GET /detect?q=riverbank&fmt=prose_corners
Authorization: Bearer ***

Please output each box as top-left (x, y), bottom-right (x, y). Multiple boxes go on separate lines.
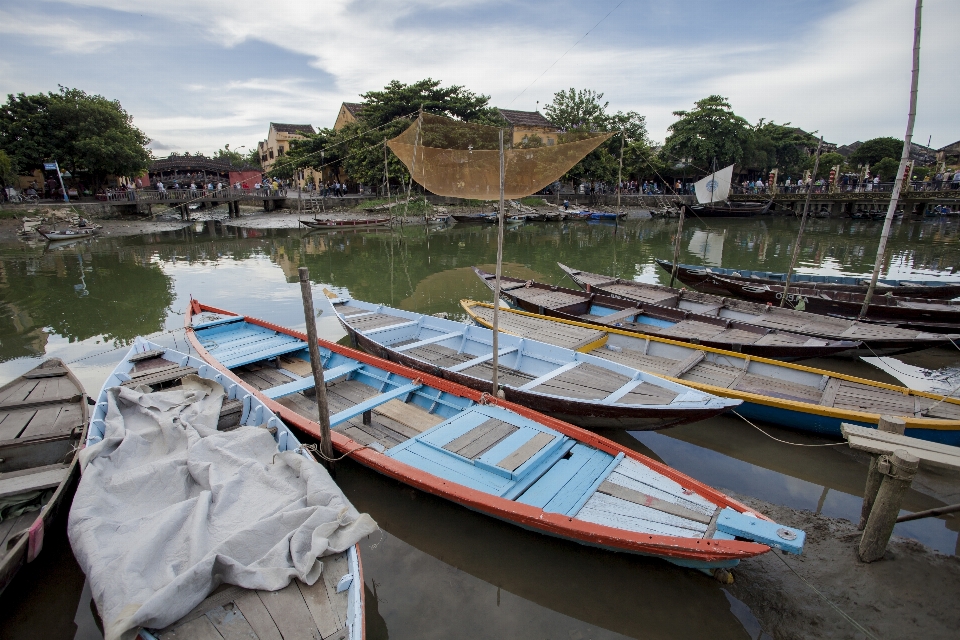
top-left (727, 493), bottom-right (960, 640)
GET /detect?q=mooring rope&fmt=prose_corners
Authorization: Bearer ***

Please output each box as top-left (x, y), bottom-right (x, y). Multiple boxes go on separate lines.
top-left (731, 410), bottom-right (846, 447)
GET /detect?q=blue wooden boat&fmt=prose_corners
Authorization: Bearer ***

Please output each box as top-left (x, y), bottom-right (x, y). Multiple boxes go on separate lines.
top-left (460, 300), bottom-right (960, 446)
top-left (330, 295), bottom-right (741, 430)
top-left (589, 211), bottom-right (626, 220)
top-left (87, 339), bottom-right (365, 640)
top-left (184, 300), bottom-right (806, 573)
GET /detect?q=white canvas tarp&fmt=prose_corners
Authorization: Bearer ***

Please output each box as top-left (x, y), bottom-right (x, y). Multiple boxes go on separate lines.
top-left (694, 164), bottom-right (734, 204)
top-left (68, 376), bottom-right (377, 640)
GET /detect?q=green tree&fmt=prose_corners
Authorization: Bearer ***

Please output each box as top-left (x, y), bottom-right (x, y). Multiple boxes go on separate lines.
top-left (873, 157), bottom-right (900, 181)
top-left (662, 96), bottom-right (750, 171)
top-left (212, 143), bottom-right (250, 168)
top-left (849, 137), bottom-right (902, 168)
top-left (0, 149), bottom-right (13, 195)
top-left (743, 121), bottom-right (820, 175)
top-left (814, 152), bottom-right (846, 178)
top-left (0, 87), bottom-right (151, 187)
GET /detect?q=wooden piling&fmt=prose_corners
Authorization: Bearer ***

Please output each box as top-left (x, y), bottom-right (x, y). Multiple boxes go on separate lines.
top-left (858, 416), bottom-right (908, 529)
top-left (298, 267), bottom-right (336, 473)
top-left (858, 448), bottom-right (918, 562)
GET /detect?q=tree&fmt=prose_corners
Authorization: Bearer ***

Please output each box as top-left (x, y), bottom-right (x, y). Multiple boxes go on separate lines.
top-left (544, 88), bottom-right (610, 132)
top-left (814, 152), bottom-right (846, 178)
top-left (743, 121), bottom-right (820, 176)
top-left (0, 87), bottom-right (151, 187)
top-left (0, 149), bottom-right (13, 196)
top-left (662, 96), bottom-right (750, 172)
top-left (212, 143), bottom-right (249, 168)
top-left (849, 137), bottom-right (902, 168)
top-left (873, 157), bottom-right (900, 181)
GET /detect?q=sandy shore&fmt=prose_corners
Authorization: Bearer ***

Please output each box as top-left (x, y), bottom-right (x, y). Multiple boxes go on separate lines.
top-left (727, 493), bottom-right (960, 639)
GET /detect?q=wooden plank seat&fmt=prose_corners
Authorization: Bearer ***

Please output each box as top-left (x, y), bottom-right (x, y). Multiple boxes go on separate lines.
top-left (468, 305), bottom-right (605, 351)
top-left (593, 348), bottom-right (677, 377)
top-left (528, 363), bottom-right (631, 401)
top-left (394, 331), bottom-right (464, 352)
top-left (218, 337), bottom-right (307, 369)
top-left (0, 463), bottom-right (70, 500)
top-left (0, 375), bottom-right (82, 410)
top-left (345, 312), bottom-right (413, 333)
top-left (602, 283), bottom-right (678, 305)
top-left (594, 307), bottom-right (642, 326)
top-left (336, 304), bottom-right (374, 317)
top-left (510, 289), bottom-right (584, 309)
top-left (122, 367), bottom-right (199, 389)
top-left (402, 343), bottom-right (475, 368)
top-left (156, 551), bottom-right (352, 640)
top-left (262, 363), bottom-right (363, 400)
top-left (127, 349), bottom-right (167, 363)
top-left (443, 419), bottom-right (519, 459)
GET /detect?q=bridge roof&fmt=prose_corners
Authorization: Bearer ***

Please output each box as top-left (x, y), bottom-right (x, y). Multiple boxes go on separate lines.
top-left (150, 156), bottom-right (255, 173)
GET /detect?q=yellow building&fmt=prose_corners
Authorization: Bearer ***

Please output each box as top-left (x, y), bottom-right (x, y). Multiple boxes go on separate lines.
top-left (497, 109), bottom-right (558, 146)
top-left (334, 103), bottom-right (364, 131)
top-left (257, 123), bottom-right (316, 175)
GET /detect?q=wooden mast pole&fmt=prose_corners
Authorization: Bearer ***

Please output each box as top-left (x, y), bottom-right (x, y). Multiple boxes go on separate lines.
top-left (860, 0), bottom-right (923, 318)
top-left (668, 204), bottom-right (686, 288)
top-left (298, 267), bottom-right (335, 472)
top-left (616, 129), bottom-right (624, 215)
top-left (780, 137), bottom-right (823, 307)
top-left (384, 138), bottom-right (391, 200)
top-left (491, 128), bottom-right (506, 396)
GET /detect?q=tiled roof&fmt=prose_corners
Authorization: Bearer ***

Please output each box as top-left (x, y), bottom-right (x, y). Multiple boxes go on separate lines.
top-left (270, 123), bottom-right (316, 135)
top-left (497, 109), bottom-right (555, 129)
top-left (342, 103), bottom-right (365, 116)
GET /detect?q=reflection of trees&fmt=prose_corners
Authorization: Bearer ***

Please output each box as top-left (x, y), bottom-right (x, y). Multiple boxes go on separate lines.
top-left (0, 246), bottom-right (173, 360)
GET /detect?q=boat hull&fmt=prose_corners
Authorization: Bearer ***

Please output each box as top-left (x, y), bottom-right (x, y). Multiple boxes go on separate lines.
top-left (347, 327), bottom-right (728, 430)
top-left (686, 201), bottom-right (770, 217)
top-left (656, 259), bottom-right (960, 299)
top-left (301, 218), bottom-right (391, 229)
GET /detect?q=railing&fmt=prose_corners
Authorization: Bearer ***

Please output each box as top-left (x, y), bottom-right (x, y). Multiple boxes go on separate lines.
top-left (95, 187), bottom-right (289, 202)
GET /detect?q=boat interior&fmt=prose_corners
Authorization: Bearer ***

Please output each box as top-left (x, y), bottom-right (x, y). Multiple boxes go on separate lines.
top-left (463, 303), bottom-right (960, 422)
top-left (0, 359), bottom-right (86, 563)
top-left (188, 312), bottom-right (786, 551)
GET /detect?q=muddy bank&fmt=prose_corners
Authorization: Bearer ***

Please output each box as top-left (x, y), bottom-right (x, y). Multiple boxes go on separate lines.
top-left (726, 493), bottom-right (960, 639)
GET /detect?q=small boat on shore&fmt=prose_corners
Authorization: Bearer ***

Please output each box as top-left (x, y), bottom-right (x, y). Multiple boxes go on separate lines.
top-left (0, 359), bottom-right (88, 596)
top-left (700, 273), bottom-right (960, 333)
top-left (39, 228), bottom-right (97, 241)
top-left (656, 259), bottom-right (960, 300)
top-left (301, 216), bottom-right (391, 229)
top-left (559, 263), bottom-right (955, 356)
top-left (474, 268), bottom-right (861, 360)
top-left (185, 300), bottom-right (806, 573)
top-left (459, 300), bottom-right (960, 445)
top-left (451, 213), bottom-right (497, 223)
top-left (588, 211), bottom-right (626, 221)
top-left (427, 213), bottom-right (452, 224)
top-left (332, 295), bottom-right (740, 429)
top-left (75, 340), bottom-right (369, 640)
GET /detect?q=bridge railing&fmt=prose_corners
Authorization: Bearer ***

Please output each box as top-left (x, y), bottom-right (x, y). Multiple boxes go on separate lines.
top-left (97, 187), bottom-right (289, 202)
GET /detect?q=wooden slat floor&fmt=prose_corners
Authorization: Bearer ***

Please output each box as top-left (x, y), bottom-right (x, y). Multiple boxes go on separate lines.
top-left (468, 306), bottom-right (605, 351)
top-left (346, 312), bottom-right (411, 332)
top-left (157, 551), bottom-right (351, 640)
top-left (509, 288), bottom-right (584, 309)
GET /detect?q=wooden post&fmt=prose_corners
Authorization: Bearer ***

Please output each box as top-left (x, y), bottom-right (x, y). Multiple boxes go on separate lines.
top-left (616, 129), bottom-right (624, 216)
top-left (860, 0), bottom-right (923, 318)
top-left (859, 448), bottom-right (918, 562)
top-left (858, 415), bottom-right (907, 529)
top-left (384, 138), bottom-right (391, 200)
top-left (781, 137), bottom-right (823, 307)
top-left (668, 204), bottom-right (687, 288)
top-left (491, 128), bottom-right (506, 396)
top-left (298, 267), bottom-right (335, 473)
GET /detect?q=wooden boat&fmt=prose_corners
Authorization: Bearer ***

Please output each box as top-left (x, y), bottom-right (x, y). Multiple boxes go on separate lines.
top-left (459, 300), bottom-right (960, 446)
top-left (87, 340), bottom-right (365, 640)
top-left (655, 258), bottom-right (960, 299)
top-left (588, 212), bottom-right (626, 220)
top-left (559, 263), bottom-right (954, 356)
top-left (473, 268), bottom-right (860, 360)
top-left (331, 295), bottom-right (740, 429)
top-left (426, 214), bottom-right (451, 224)
top-left (685, 201), bottom-right (771, 217)
top-left (300, 217), bottom-right (391, 229)
top-left (39, 228), bottom-right (96, 241)
top-left (185, 300), bottom-right (806, 572)
top-left (451, 214), bottom-right (497, 223)
top-left (700, 273), bottom-right (960, 333)
top-left (0, 359), bottom-right (88, 596)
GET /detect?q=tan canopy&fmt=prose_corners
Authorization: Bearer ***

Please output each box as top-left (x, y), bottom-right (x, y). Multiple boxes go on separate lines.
top-left (387, 113), bottom-right (612, 200)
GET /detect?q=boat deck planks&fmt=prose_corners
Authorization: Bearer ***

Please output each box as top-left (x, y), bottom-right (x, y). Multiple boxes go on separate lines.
top-left (157, 554), bottom-right (350, 640)
top-left (443, 419), bottom-right (518, 459)
top-left (469, 306), bottom-right (605, 350)
top-left (346, 312), bottom-right (411, 332)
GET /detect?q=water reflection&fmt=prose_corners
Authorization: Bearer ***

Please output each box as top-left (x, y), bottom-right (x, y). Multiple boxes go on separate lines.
top-left (0, 215), bottom-right (958, 638)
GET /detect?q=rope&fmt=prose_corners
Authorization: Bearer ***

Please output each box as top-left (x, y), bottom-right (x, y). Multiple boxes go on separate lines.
top-left (314, 442), bottom-right (372, 462)
top-left (860, 342), bottom-right (960, 416)
top-left (731, 411), bottom-right (846, 447)
top-left (770, 552), bottom-right (881, 640)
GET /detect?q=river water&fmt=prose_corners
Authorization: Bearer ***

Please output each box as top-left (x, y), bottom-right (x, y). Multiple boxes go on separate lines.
top-left (1, 214), bottom-right (959, 639)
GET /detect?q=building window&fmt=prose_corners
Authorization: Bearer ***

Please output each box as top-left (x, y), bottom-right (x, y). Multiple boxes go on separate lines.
top-left (278, 147), bottom-right (284, 156)
top-left (269, 150), bottom-right (274, 159)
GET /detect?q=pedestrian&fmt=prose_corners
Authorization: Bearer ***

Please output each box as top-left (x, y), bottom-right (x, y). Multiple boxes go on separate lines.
top-left (953, 171), bottom-right (960, 190)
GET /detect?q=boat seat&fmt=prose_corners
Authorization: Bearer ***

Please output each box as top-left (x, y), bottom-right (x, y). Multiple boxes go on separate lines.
top-left (0, 463), bottom-right (69, 500)
top-left (262, 363), bottom-right (363, 399)
top-left (517, 444), bottom-right (619, 515)
top-left (596, 307), bottom-right (642, 326)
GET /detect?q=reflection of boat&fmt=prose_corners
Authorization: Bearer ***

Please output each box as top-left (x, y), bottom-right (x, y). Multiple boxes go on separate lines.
top-left (39, 229), bottom-right (96, 241)
top-left (700, 273), bottom-right (960, 333)
top-left (560, 263), bottom-right (955, 356)
top-left (334, 295), bottom-right (740, 429)
top-left (187, 300), bottom-right (805, 571)
top-left (79, 340), bottom-right (367, 640)
top-left (472, 268), bottom-right (860, 360)
top-left (0, 359), bottom-right (88, 596)
top-left (300, 216), bottom-right (391, 229)
top-left (589, 212), bottom-right (626, 220)
top-left (656, 259), bottom-right (960, 299)
top-left (459, 300), bottom-right (960, 445)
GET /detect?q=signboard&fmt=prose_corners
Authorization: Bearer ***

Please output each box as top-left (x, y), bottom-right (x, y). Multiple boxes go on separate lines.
top-left (43, 162), bottom-right (58, 171)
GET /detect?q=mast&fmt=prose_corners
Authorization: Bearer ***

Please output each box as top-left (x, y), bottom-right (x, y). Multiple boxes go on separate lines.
top-left (669, 204), bottom-right (686, 288)
top-left (402, 106), bottom-right (424, 224)
top-left (860, 0), bottom-right (923, 318)
top-left (383, 138), bottom-right (391, 200)
top-left (491, 128), bottom-right (506, 395)
top-left (781, 137), bottom-right (823, 307)
top-left (616, 129), bottom-right (624, 215)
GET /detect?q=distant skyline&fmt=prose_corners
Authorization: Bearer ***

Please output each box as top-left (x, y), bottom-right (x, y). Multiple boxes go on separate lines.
top-left (1, 0), bottom-right (956, 156)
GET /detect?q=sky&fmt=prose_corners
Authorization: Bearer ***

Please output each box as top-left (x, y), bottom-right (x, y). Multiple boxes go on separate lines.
top-left (0, 0), bottom-right (956, 156)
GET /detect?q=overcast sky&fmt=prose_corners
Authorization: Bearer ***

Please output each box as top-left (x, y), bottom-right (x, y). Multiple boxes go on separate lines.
top-left (1, 0), bottom-right (956, 156)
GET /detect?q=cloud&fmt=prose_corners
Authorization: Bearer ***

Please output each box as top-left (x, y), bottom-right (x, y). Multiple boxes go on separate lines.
top-left (6, 0), bottom-right (955, 153)
top-left (0, 8), bottom-right (133, 53)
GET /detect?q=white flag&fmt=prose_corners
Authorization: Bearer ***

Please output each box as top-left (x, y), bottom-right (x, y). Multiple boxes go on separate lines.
top-left (694, 164), bottom-right (734, 204)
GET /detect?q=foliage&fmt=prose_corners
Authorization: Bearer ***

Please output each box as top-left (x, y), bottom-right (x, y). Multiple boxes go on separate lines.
top-left (912, 166), bottom-right (930, 180)
top-left (744, 121), bottom-right (820, 176)
top-left (282, 79), bottom-right (505, 191)
top-left (814, 152), bottom-right (846, 178)
top-left (543, 88), bottom-right (654, 185)
top-left (0, 87), bottom-right (151, 186)
top-left (212, 144), bottom-right (249, 168)
top-left (873, 157), bottom-right (900, 181)
top-left (0, 149), bottom-right (13, 190)
top-left (849, 137), bottom-right (903, 168)
top-left (244, 147), bottom-right (261, 168)
top-left (661, 96), bottom-right (751, 171)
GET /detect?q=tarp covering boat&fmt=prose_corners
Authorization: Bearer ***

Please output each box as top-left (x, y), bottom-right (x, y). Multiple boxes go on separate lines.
top-left (69, 365), bottom-right (376, 640)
